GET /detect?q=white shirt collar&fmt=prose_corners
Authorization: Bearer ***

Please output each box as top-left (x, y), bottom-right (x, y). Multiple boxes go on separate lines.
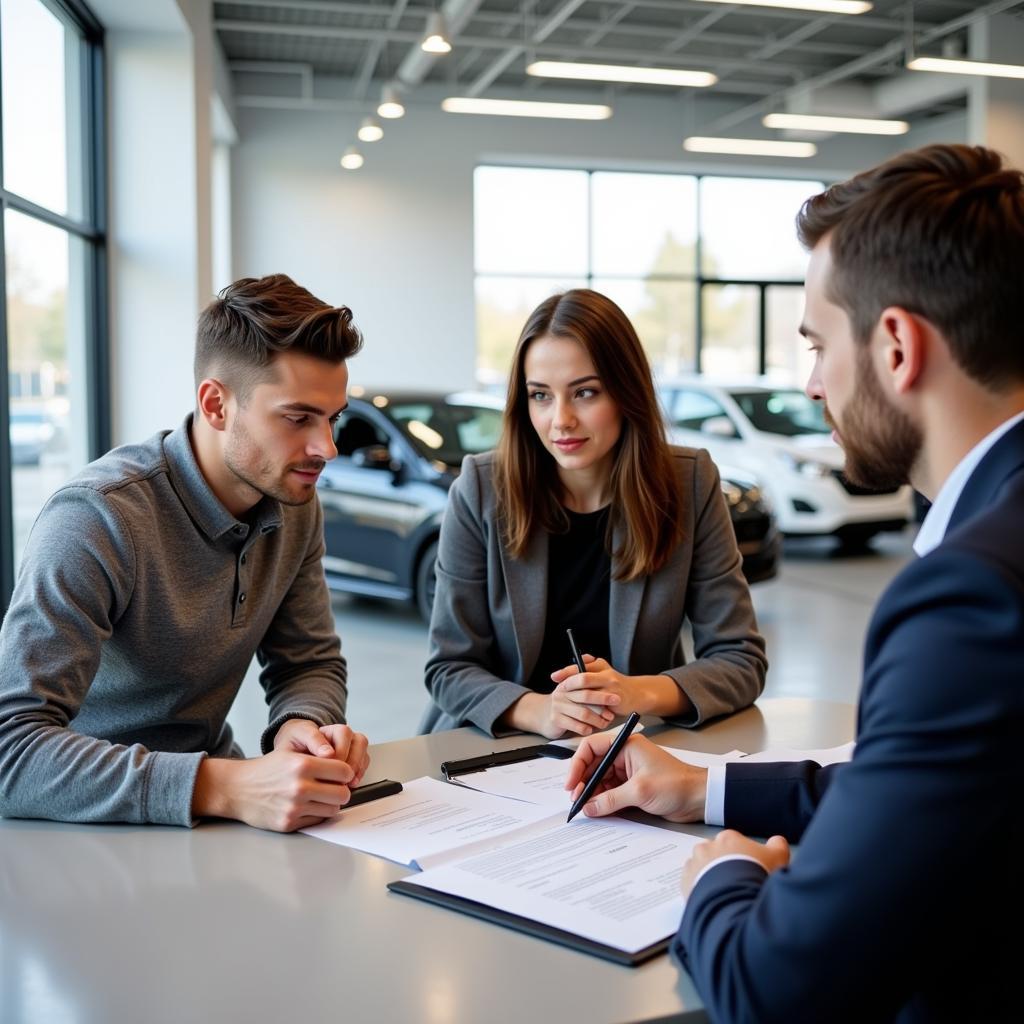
top-left (913, 409), bottom-right (1024, 557)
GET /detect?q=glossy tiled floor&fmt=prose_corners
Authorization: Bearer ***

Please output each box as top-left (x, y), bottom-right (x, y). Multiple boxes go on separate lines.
top-left (227, 530), bottom-right (917, 754)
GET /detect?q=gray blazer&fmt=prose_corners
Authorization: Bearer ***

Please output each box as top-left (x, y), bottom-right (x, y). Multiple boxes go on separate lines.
top-left (419, 447), bottom-right (767, 736)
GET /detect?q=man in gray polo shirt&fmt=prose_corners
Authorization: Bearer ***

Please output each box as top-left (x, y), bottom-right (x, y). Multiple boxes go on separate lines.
top-left (0, 273), bottom-right (370, 830)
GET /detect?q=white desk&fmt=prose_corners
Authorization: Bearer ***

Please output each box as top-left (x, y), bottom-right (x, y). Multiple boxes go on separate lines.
top-left (0, 698), bottom-right (855, 1024)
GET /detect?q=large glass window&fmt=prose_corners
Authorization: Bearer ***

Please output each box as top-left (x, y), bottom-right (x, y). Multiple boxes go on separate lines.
top-left (474, 166), bottom-right (824, 389)
top-left (766, 285), bottom-right (811, 383)
top-left (700, 177), bottom-right (821, 280)
top-left (1, 0), bottom-right (105, 610)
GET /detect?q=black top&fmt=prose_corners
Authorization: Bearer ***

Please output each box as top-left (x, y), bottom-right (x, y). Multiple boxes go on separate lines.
top-left (526, 506), bottom-right (612, 693)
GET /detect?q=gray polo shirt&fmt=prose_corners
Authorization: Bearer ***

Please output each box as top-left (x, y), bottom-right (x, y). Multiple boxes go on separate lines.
top-left (0, 416), bottom-right (347, 826)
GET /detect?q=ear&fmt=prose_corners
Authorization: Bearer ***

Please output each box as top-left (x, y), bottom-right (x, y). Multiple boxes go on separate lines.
top-left (875, 306), bottom-right (926, 396)
top-left (196, 378), bottom-right (231, 432)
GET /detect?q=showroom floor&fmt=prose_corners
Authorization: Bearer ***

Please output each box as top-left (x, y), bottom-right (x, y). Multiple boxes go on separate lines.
top-left (227, 530), bottom-right (917, 754)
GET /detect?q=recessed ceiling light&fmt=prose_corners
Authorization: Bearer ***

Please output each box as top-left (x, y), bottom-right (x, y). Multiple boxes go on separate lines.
top-left (526, 61), bottom-right (716, 88)
top-left (907, 55), bottom-right (1024, 80)
top-left (683, 136), bottom-right (817, 157)
top-left (763, 113), bottom-right (909, 135)
top-left (692, 0), bottom-right (871, 13)
top-left (441, 97), bottom-right (613, 120)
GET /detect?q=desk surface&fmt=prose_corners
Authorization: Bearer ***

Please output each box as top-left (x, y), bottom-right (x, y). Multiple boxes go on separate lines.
top-left (0, 698), bottom-right (855, 1024)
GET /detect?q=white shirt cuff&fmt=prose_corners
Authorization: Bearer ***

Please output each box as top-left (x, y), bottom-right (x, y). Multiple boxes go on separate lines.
top-left (703, 764), bottom-right (727, 827)
top-left (691, 853), bottom-right (767, 892)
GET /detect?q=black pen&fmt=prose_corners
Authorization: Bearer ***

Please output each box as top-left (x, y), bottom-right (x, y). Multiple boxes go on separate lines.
top-left (566, 627), bottom-right (587, 675)
top-left (566, 711), bottom-right (641, 823)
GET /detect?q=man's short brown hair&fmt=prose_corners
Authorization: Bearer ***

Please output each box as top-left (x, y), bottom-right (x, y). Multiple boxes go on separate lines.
top-left (194, 274), bottom-right (363, 398)
top-left (797, 143), bottom-right (1024, 389)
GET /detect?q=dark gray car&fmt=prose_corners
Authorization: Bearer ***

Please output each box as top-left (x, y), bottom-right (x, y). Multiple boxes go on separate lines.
top-left (319, 390), bottom-right (777, 622)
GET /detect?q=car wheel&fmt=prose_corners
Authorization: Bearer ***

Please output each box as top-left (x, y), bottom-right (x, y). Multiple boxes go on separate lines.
top-left (415, 541), bottom-right (439, 624)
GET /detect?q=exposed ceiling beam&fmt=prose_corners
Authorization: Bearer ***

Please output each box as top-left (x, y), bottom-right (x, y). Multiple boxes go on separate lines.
top-left (698, 0), bottom-right (1024, 135)
top-left (354, 0), bottom-right (409, 99)
top-left (215, 17), bottom-right (812, 77)
top-left (467, 0), bottom-right (589, 97)
top-left (215, 0), bottom-right (426, 14)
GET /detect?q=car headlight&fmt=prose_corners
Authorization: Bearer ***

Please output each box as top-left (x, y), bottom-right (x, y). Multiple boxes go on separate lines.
top-left (719, 480), bottom-right (743, 507)
top-left (777, 452), bottom-right (832, 478)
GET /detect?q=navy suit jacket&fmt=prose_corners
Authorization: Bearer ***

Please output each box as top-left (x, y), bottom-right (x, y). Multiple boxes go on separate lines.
top-left (674, 418), bottom-right (1024, 1024)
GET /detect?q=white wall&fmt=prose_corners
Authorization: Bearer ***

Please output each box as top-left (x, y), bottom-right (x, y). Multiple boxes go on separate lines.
top-left (92, 0), bottom-right (234, 444)
top-left (232, 85), bottom-right (966, 390)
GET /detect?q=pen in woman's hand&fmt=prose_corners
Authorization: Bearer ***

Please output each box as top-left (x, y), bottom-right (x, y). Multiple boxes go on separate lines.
top-left (566, 628), bottom-right (587, 675)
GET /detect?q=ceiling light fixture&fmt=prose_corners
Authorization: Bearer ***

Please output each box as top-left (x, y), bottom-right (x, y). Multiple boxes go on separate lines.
top-left (340, 146), bottom-right (364, 170)
top-left (378, 84), bottom-right (405, 119)
top-left (526, 60), bottom-right (717, 88)
top-left (357, 116), bottom-right (384, 142)
top-left (907, 55), bottom-right (1024, 80)
top-left (763, 113), bottom-right (909, 135)
top-left (421, 12), bottom-right (452, 54)
top-left (683, 136), bottom-right (817, 157)
top-left (441, 97), bottom-right (613, 120)
top-left (691, 0), bottom-right (871, 13)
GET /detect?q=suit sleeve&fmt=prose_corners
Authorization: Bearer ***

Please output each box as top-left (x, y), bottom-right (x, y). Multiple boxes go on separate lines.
top-left (673, 548), bottom-right (1024, 1024)
top-left (663, 449), bottom-right (767, 723)
top-left (723, 759), bottom-right (843, 842)
top-left (423, 459), bottom-right (528, 735)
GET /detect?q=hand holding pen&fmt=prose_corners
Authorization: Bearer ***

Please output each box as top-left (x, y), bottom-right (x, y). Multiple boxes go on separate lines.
top-left (564, 727), bottom-right (709, 824)
top-left (566, 712), bottom-right (642, 822)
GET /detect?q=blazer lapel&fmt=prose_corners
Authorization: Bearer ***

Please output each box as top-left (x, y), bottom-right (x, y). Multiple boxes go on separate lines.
top-left (609, 517), bottom-right (646, 673)
top-left (947, 418), bottom-right (1024, 535)
top-left (499, 526), bottom-right (549, 682)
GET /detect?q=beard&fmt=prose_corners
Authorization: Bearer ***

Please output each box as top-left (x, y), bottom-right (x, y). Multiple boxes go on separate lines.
top-left (223, 416), bottom-right (323, 507)
top-left (825, 347), bottom-right (923, 491)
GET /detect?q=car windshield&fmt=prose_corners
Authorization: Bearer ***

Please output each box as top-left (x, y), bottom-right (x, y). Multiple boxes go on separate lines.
top-left (386, 399), bottom-right (503, 467)
top-left (729, 389), bottom-right (830, 437)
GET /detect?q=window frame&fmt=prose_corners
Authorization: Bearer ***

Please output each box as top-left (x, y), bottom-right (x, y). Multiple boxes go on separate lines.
top-left (0, 0), bottom-right (107, 613)
top-left (473, 164), bottom-right (823, 382)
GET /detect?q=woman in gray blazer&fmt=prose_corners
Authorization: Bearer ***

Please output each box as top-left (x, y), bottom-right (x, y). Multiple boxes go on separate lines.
top-left (420, 289), bottom-right (766, 737)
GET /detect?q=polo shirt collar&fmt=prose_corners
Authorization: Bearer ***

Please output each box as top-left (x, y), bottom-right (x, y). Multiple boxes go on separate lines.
top-left (163, 415), bottom-right (283, 541)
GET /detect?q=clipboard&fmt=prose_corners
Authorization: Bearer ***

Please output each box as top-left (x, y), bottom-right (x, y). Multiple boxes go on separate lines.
top-left (386, 878), bottom-right (671, 966)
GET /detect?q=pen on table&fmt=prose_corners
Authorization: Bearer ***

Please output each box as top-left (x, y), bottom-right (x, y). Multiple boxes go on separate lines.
top-left (566, 711), bottom-right (641, 823)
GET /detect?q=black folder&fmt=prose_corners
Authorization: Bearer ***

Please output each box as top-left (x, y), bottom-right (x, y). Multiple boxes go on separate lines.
top-left (387, 878), bottom-right (671, 966)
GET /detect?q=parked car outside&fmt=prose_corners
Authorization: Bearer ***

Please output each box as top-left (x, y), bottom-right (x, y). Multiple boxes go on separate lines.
top-left (9, 405), bottom-right (58, 466)
top-left (319, 389), bottom-right (778, 622)
top-left (658, 377), bottom-right (914, 546)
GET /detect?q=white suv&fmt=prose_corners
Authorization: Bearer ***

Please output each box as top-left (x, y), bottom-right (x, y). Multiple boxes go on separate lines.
top-left (658, 378), bottom-right (913, 545)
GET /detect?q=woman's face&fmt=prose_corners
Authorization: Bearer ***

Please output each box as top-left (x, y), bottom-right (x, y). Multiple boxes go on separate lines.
top-left (523, 333), bottom-right (623, 482)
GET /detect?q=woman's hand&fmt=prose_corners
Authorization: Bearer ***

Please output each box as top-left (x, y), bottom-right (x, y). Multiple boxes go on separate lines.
top-left (550, 655), bottom-right (692, 718)
top-left (504, 686), bottom-right (617, 739)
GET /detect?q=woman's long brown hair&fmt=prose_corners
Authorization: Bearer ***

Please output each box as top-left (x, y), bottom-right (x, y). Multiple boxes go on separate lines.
top-left (494, 289), bottom-right (685, 581)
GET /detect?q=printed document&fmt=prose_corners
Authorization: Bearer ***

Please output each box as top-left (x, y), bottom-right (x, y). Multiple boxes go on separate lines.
top-left (301, 777), bottom-right (554, 867)
top-left (405, 814), bottom-right (701, 954)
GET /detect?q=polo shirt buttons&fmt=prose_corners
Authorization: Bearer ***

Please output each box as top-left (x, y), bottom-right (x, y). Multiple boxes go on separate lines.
top-left (238, 593), bottom-right (247, 604)
top-left (240, 554), bottom-right (247, 565)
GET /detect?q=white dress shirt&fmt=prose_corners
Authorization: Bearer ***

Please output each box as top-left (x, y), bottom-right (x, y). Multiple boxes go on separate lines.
top-left (704, 409), bottom-right (1024, 827)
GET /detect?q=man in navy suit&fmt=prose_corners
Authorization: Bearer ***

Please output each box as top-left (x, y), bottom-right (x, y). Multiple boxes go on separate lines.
top-left (566, 143), bottom-right (1024, 1023)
